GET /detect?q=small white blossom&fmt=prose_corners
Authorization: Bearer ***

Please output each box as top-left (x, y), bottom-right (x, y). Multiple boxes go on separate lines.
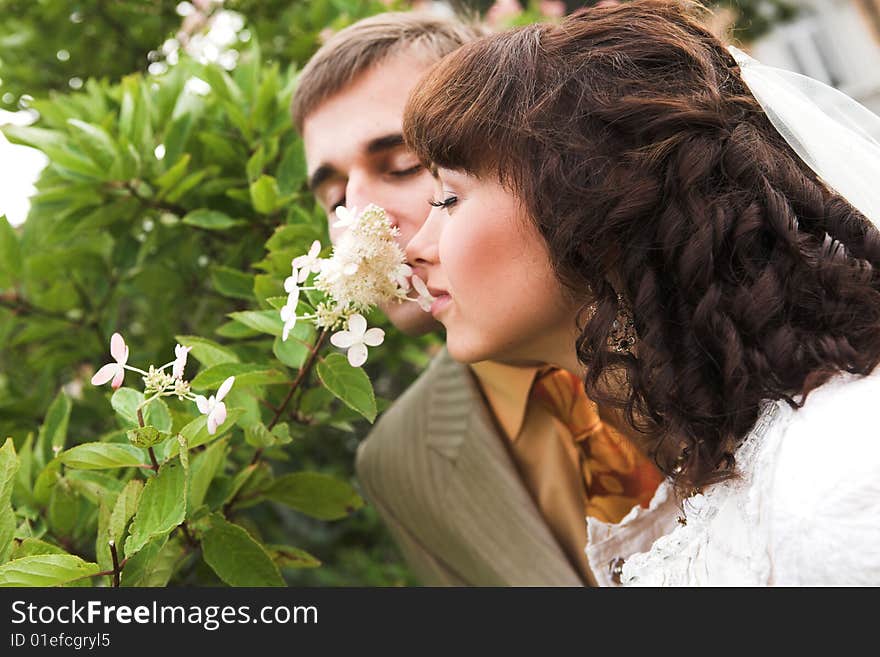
top-left (332, 205), bottom-right (359, 230)
top-left (330, 313), bottom-right (385, 367)
top-left (91, 332), bottom-right (129, 389)
top-left (172, 343), bottom-right (192, 380)
top-left (411, 275), bottom-right (436, 312)
top-left (194, 375), bottom-right (234, 435)
top-left (291, 240), bottom-right (322, 283)
top-left (281, 302), bottom-right (297, 341)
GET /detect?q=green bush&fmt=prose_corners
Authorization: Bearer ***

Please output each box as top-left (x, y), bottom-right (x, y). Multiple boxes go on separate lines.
top-left (0, 0), bottom-right (432, 587)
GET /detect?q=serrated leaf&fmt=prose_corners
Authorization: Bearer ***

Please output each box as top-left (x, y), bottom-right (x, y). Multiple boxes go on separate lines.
top-left (182, 209), bottom-right (246, 231)
top-left (124, 461), bottom-right (187, 558)
top-left (316, 353), bottom-right (377, 423)
top-left (126, 426), bottom-right (171, 449)
top-left (190, 362), bottom-right (287, 391)
top-left (47, 479), bottom-right (79, 538)
top-left (211, 265), bottom-right (254, 299)
top-left (59, 443), bottom-right (145, 470)
top-left (109, 480), bottom-right (143, 559)
top-left (174, 335), bottom-right (240, 368)
top-left (121, 535), bottom-right (185, 587)
top-left (0, 555), bottom-right (100, 587)
top-left (201, 514), bottom-right (284, 586)
top-left (188, 439), bottom-right (227, 513)
top-left (10, 538), bottom-right (66, 560)
top-left (264, 472), bottom-right (364, 520)
top-left (0, 438), bottom-right (20, 562)
top-left (228, 309), bottom-right (284, 337)
top-left (36, 391), bottom-right (72, 466)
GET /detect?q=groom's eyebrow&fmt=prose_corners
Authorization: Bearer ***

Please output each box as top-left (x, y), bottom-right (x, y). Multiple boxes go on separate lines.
top-left (308, 133), bottom-right (406, 192)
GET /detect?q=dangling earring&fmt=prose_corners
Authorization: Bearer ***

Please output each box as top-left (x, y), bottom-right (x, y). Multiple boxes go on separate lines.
top-left (608, 292), bottom-right (637, 353)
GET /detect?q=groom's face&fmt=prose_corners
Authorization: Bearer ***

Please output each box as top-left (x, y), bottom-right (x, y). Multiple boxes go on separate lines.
top-left (301, 51), bottom-right (441, 336)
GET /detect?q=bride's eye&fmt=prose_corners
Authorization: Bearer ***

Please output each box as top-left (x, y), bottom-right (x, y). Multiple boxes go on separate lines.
top-left (428, 195), bottom-right (458, 209)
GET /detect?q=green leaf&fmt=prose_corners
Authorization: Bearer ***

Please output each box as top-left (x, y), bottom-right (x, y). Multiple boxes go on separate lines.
top-left (0, 216), bottom-right (23, 288)
top-left (66, 119), bottom-right (119, 169)
top-left (155, 153), bottom-right (190, 192)
top-left (267, 544), bottom-right (321, 570)
top-left (0, 555), bottom-right (100, 587)
top-left (109, 387), bottom-right (142, 427)
top-left (47, 478), bottom-right (79, 538)
top-left (0, 438), bottom-right (20, 562)
top-left (227, 309), bottom-right (284, 337)
top-left (36, 391), bottom-right (72, 466)
top-left (273, 322), bottom-right (316, 369)
top-left (108, 480), bottom-right (143, 557)
top-left (121, 535), bottom-right (185, 587)
top-left (182, 209), bottom-right (246, 231)
top-left (201, 515), bottom-right (284, 586)
top-left (33, 459), bottom-right (61, 507)
top-left (215, 321), bottom-right (259, 339)
top-left (190, 362), bottom-right (287, 391)
top-left (316, 353), bottom-right (378, 423)
top-left (250, 175), bottom-right (280, 214)
top-left (109, 388), bottom-right (171, 431)
top-left (264, 472), bottom-right (364, 521)
top-left (126, 426), bottom-right (170, 449)
top-left (188, 439), bottom-right (227, 513)
top-left (211, 266), bottom-right (255, 300)
top-left (67, 470), bottom-right (125, 505)
top-left (244, 423), bottom-right (274, 449)
top-left (174, 335), bottom-right (240, 368)
top-left (11, 538), bottom-right (66, 560)
top-left (124, 461), bottom-right (187, 558)
top-left (265, 223), bottom-right (322, 252)
top-left (173, 408), bottom-right (244, 452)
top-left (59, 443), bottom-right (145, 470)
top-left (277, 140), bottom-right (307, 196)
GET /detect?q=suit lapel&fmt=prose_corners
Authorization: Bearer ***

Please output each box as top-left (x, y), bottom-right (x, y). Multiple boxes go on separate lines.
top-left (422, 350), bottom-right (584, 586)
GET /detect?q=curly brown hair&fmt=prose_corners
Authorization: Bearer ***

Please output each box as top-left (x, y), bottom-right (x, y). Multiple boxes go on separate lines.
top-left (403, 0), bottom-right (880, 492)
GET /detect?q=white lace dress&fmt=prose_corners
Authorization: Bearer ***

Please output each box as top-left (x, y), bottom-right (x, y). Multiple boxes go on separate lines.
top-left (584, 368), bottom-right (880, 586)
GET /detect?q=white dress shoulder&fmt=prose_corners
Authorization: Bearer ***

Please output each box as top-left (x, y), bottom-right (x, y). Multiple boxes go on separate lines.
top-left (585, 368), bottom-right (880, 586)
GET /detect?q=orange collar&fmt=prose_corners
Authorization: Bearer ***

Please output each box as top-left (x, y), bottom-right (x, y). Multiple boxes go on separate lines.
top-left (469, 360), bottom-right (545, 441)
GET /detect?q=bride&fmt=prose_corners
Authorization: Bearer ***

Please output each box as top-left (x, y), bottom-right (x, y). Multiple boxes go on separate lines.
top-left (400, 0), bottom-right (880, 585)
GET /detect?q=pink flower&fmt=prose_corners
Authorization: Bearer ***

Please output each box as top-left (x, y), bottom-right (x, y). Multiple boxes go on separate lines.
top-left (172, 344), bottom-right (192, 380)
top-left (194, 376), bottom-right (235, 435)
top-left (91, 332), bottom-right (129, 389)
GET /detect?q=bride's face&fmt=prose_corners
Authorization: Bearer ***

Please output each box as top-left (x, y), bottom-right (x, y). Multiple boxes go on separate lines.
top-left (405, 168), bottom-right (581, 365)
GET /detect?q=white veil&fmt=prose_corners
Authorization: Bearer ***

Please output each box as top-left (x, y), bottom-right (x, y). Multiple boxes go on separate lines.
top-left (728, 45), bottom-right (880, 226)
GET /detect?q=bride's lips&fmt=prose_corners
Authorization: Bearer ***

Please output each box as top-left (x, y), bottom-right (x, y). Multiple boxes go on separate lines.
top-left (430, 293), bottom-right (452, 317)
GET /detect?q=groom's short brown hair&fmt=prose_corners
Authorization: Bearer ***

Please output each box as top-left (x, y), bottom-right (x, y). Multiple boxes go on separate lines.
top-left (291, 11), bottom-right (485, 133)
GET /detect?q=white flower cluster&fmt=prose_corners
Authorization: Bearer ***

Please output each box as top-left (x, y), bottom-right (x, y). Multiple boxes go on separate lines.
top-left (91, 332), bottom-right (233, 435)
top-left (315, 204), bottom-right (411, 316)
top-left (279, 204), bottom-right (433, 367)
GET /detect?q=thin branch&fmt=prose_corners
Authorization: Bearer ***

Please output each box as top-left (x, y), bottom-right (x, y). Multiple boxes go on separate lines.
top-left (268, 329), bottom-right (329, 430)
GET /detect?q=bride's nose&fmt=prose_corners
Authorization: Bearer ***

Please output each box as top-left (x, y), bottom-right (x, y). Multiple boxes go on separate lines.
top-left (405, 207), bottom-right (442, 267)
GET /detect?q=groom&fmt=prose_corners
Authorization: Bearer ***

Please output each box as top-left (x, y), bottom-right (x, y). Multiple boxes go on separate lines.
top-left (291, 10), bottom-right (660, 586)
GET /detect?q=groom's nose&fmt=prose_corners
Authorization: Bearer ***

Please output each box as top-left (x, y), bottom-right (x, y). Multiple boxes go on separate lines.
top-left (405, 206), bottom-right (442, 267)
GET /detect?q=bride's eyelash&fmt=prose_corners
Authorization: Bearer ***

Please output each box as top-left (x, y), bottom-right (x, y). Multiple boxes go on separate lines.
top-left (428, 195), bottom-right (458, 209)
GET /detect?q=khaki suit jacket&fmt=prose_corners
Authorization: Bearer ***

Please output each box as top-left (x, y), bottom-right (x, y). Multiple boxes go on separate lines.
top-left (355, 348), bottom-right (585, 586)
